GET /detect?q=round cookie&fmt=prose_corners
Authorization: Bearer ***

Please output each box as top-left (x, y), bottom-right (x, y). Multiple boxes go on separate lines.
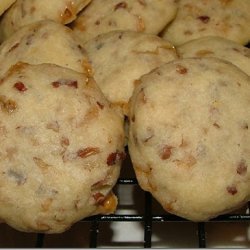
top-left (128, 57), bottom-right (250, 221)
top-left (72, 0), bottom-right (178, 43)
top-left (178, 36), bottom-right (250, 75)
top-left (0, 63), bottom-right (125, 233)
top-left (0, 20), bottom-right (92, 77)
top-left (0, 0), bottom-right (16, 16)
top-left (161, 0), bottom-right (250, 46)
top-left (84, 30), bottom-right (178, 115)
top-left (0, 0), bottom-right (92, 41)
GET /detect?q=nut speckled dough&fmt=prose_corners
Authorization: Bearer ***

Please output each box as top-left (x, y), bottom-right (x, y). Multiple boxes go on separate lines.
top-left (0, 20), bottom-right (92, 77)
top-left (128, 58), bottom-right (250, 221)
top-left (161, 0), bottom-right (250, 46)
top-left (0, 0), bottom-right (92, 41)
top-left (84, 30), bottom-right (178, 115)
top-left (0, 63), bottom-right (125, 233)
top-left (0, 0), bottom-right (16, 16)
top-left (72, 0), bottom-right (178, 43)
top-left (178, 36), bottom-right (250, 76)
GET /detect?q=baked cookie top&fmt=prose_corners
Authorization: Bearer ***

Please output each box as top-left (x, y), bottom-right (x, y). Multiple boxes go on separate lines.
top-left (0, 63), bottom-right (125, 233)
top-left (84, 30), bottom-right (178, 115)
top-left (128, 57), bottom-right (250, 221)
top-left (0, 0), bottom-right (16, 16)
top-left (0, 0), bottom-right (92, 41)
top-left (161, 0), bottom-right (250, 46)
top-left (72, 0), bottom-right (178, 43)
top-left (0, 20), bottom-right (92, 76)
top-left (178, 36), bottom-right (250, 75)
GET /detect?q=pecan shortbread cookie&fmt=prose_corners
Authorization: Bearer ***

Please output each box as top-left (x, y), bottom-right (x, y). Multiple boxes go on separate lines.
top-left (129, 57), bottom-right (250, 221)
top-left (161, 0), bottom-right (250, 46)
top-left (0, 0), bottom-right (92, 41)
top-left (84, 30), bottom-right (178, 115)
top-left (72, 0), bottom-right (178, 43)
top-left (178, 36), bottom-right (250, 75)
top-left (0, 63), bottom-right (125, 233)
top-left (0, 20), bottom-right (92, 76)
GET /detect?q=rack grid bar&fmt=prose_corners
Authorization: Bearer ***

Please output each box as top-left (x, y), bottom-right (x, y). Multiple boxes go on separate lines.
top-left (144, 192), bottom-right (152, 248)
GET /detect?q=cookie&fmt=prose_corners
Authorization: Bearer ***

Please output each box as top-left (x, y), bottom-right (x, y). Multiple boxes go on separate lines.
top-left (128, 57), bottom-right (250, 221)
top-left (84, 30), bottom-right (178, 115)
top-left (72, 0), bottom-right (178, 43)
top-left (0, 63), bottom-right (125, 233)
top-left (0, 20), bottom-right (92, 76)
top-left (178, 36), bottom-right (250, 75)
top-left (161, 0), bottom-right (250, 46)
top-left (0, 0), bottom-right (15, 16)
top-left (0, 0), bottom-right (92, 41)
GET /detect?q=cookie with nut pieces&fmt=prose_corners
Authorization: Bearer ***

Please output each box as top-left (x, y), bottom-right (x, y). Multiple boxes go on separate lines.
top-left (178, 36), bottom-right (250, 75)
top-left (0, 20), bottom-right (92, 76)
top-left (128, 57), bottom-right (250, 221)
top-left (0, 0), bottom-right (92, 41)
top-left (84, 30), bottom-right (178, 115)
top-left (0, 62), bottom-right (125, 233)
top-left (161, 0), bottom-right (250, 46)
top-left (72, 0), bottom-right (178, 43)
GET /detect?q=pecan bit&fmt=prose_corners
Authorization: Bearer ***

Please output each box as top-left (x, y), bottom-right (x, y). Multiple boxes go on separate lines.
top-left (13, 82), bottom-right (27, 92)
top-left (93, 192), bottom-right (105, 204)
top-left (51, 80), bottom-right (78, 88)
top-left (107, 151), bottom-right (126, 166)
top-left (77, 147), bottom-right (100, 158)
top-left (8, 42), bottom-right (20, 53)
top-left (160, 145), bottom-right (173, 160)
top-left (33, 157), bottom-right (51, 170)
top-left (227, 186), bottom-right (237, 195)
top-left (237, 160), bottom-right (247, 175)
top-left (61, 8), bottom-right (73, 22)
top-left (96, 101), bottom-right (104, 109)
top-left (213, 123), bottom-right (220, 129)
top-left (176, 65), bottom-right (188, 74)
top-left (136, 15), bottom-right (145, 31)
top-left (61, 137), bottom-right (70, 147)
top-left (114, 1), bottom-right (127, 11)
top-left (46, 121), bottom-right (60, 132)
top-left (197, 15), bottom-right (210, 23)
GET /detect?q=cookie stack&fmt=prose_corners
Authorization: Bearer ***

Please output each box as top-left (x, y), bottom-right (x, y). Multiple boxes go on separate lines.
top-left (0, 0), bottom-right (249, 233)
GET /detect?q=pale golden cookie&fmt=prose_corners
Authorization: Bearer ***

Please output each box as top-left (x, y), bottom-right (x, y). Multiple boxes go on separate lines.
top-left (0, 0), bottom-right (92, 41)
top-left (0, 63), bottom-right (125, 233)
top-left (72, 0), bottom-right (178, 43)
top-left (162, 0), bottom-right (250, 46)
top-left (129, 57), bottom-right (250, 221)
top-left (178, 36), bottom-right (250, 75)
top-left (0, 20), bottom-right (91, 76)
top-left (84, 30), bottom-right (178, 115)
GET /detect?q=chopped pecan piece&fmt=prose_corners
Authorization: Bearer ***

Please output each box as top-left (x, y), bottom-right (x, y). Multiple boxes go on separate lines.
top-left (107, 151), bottom-right (126, 166)
top-left (77, 147), bottom-right (100, 158)
top-left (114, 1), bottom-right (127, 10)
top-left (13, 82), bottom-right (27, 92)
